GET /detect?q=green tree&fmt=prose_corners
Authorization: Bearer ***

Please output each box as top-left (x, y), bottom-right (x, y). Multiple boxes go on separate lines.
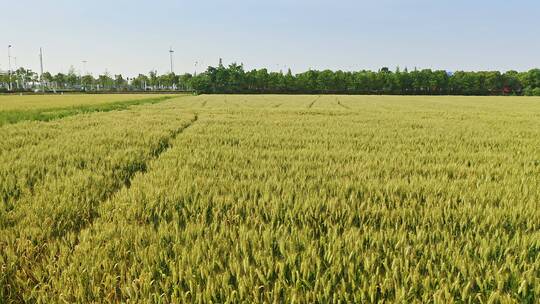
top-left (97, 73), bottom-right (113, 90)
top-left (81, 75), bottom-right (95, 90)
top-left (66, 66), bottom-right (79, 88)
top-left (132, 74), bottom-right (150, 90)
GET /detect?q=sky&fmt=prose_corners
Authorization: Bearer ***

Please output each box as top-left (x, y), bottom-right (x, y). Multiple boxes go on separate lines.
top-left (1, 0), bottom-right (539, 77)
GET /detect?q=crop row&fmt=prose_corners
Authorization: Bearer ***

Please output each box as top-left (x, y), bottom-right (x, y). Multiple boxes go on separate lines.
top-left (1, 95), bottom-right (539, 302)
top-left (5, 95), bottom-right (537, 302)
top-left (0, 99), bottom-right (196, 302)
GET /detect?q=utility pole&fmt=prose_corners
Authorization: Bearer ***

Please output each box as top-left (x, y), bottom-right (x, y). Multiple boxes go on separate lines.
top-left (194, 61), bottom-right (198, 76)
top-left (39, 48), bottom-right (44, 91)
top-left (7, 45), bottom-right (12, 91)
top-left (169, 47), bottom-right (174, 74)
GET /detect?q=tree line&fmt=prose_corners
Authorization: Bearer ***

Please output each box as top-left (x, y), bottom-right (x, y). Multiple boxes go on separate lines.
top-left (191, 64), bottom-right (540, 96)
top-left (1, 64), bottom-right (540, 95)
top-left (0, 67), bottom-right (192, 92)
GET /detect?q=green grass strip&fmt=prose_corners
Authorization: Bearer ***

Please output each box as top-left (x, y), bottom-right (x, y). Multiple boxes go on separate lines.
top-left (0, 96), bottom-right (180, 126)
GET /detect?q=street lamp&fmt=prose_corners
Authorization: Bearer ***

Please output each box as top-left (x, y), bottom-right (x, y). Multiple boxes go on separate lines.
top-left (169, 47), bottom-right (174, 74)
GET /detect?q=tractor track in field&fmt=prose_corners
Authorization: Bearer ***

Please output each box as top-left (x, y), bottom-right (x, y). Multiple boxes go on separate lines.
top-left (79, 113), bottom-right (199, 229)
top-left (0, 111), bottom-right (198, 221)
top-left (123, 113), bottom-right (199, 188)
top-left (21, 113), bottom-right (197, 234)
top-left (64, 113), bottom-right (199, 255)
top-left (337, 100), bottom-right (351, 110)
top-left (307, 96), bottom-right (321, 109)
top-left (224, 97), bottom-right (240, 108)
top-left (3, 113), bottom-right (200, 298)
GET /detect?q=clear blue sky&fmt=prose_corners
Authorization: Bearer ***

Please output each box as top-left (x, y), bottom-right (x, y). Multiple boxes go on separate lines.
top-left (1, 0), bottom-right (539, 77)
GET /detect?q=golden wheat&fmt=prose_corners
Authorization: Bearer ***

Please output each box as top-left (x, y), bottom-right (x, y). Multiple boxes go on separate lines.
top-left (1, 94), bottom-right (539, 303)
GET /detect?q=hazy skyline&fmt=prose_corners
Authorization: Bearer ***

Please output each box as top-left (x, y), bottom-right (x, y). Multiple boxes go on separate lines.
top-left (1, 0), bottom-right (539, 77)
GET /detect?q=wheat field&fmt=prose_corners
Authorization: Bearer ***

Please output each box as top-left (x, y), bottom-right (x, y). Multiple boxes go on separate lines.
top-left (0, 94), bottom-right (172, 111)
top-left (1, 94), bottom-right (539, 303)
